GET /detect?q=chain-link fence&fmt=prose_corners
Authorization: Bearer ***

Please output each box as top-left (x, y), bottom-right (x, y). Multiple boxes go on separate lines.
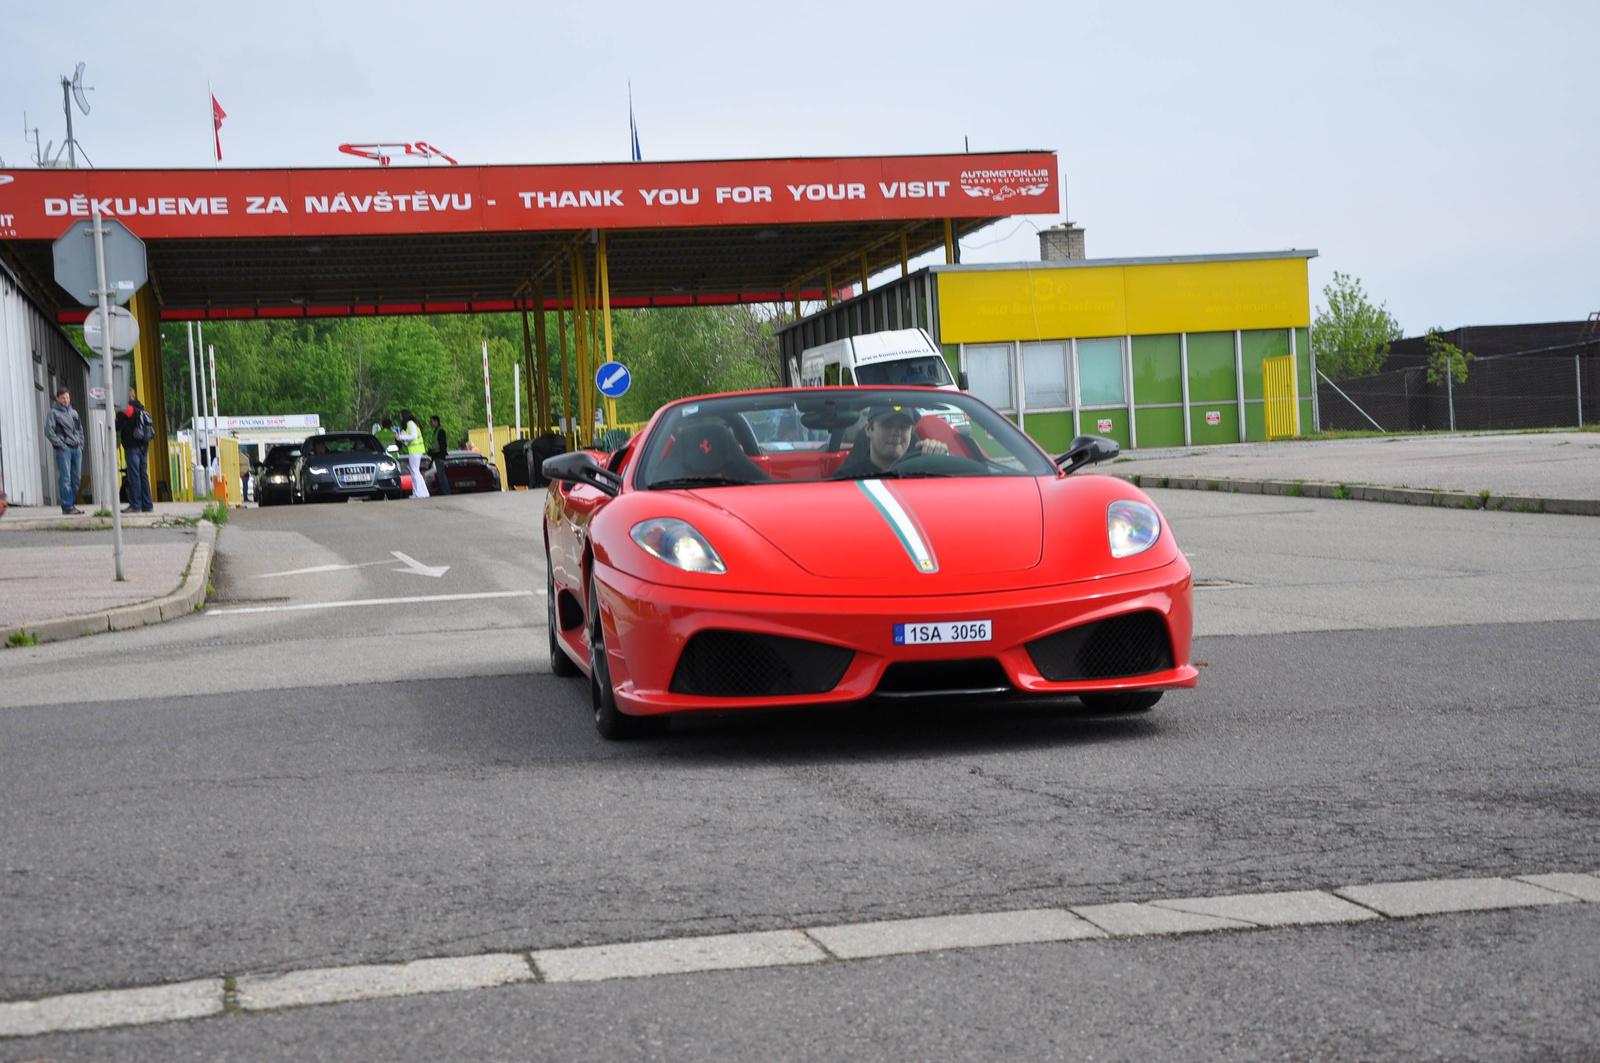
top-left (1317, 347), bottom-right (1599, 433)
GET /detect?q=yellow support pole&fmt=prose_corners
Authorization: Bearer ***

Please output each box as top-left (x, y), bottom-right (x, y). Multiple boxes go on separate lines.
top-left (792, 281), bottom-right (802, 322)
top-left (825, 267), bottom-right (835, 307)
top-left (900, 232), bottom-right (910, 277)
top-left (519, 299), bottom-right (537, 441)
top-left (556, 260), bottom-right (571, 446)
top-left (599, 230), bottom-right (614, 365)
top-left (944, 219), bottom-right (956, 265)
top-left (861, 249), bottom-right (870, 297)
top-left (532, 280), bottom-right (550, 435)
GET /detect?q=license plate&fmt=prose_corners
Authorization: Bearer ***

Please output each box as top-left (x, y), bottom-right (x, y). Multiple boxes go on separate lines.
top-left (338, 473), bottom-right (372, 485)
top-left (894, 619), bottom-right (992, 645)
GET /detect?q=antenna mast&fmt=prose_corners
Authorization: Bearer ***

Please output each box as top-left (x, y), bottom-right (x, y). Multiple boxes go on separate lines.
top-left (58, 62), bottom-right (93, 168)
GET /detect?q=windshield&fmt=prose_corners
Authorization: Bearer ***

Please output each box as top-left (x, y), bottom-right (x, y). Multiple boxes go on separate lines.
top-left (306, 434), bottom-right (383, 455)
top-left (636, 389), bottom-right (1056, 489)
top-left (853, 355), bottom-right (954, 387)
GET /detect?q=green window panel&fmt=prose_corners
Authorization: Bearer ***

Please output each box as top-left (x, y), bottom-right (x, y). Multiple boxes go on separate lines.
top-left (1244, 401), bottom-right (1267, 442)
top-left (1240, 329), bottom-right (1290, 401)
top-left (942, 344), bottom-right (960, 379)
top-left (1131, 334), bottom-right (1182, 405)
top-left (1134, 406), bottom-right (1185, 449)
top-left (1295, 327), bottom-right (1312, 396)
top-left (1022, 411), bottom-right (1077, 453)
top-left (1079, 408), bottom-right (1130, 451)
top-left (1300, 398), bottom-right (1313, 433)
top-left (1077, 337), bottom-right (1125, 405)
top-left (1186, 331), bottom-right (1236, 402)
top-left (1189, 405), bottom-right (1238, 445)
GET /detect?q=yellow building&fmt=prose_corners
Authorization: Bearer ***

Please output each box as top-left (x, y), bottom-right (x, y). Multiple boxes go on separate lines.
top-left (778, 250), bottom-right (1318, 451)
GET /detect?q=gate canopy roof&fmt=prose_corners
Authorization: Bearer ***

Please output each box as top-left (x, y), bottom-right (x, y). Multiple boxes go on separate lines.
top-left (0, 152), bottom-right (1057, 320)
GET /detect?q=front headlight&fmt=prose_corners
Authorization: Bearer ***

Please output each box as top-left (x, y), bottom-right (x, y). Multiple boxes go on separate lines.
top-left (630, 518), bottom-right (727, 574)
top-left (379, 461), bottom-right (397, 472)
top-left (268, 474), bottom-right (288, 483)
top-left (308, 465), bottom-right (329, 475)
top-left (1107, 499), bottom-right (1160, 558)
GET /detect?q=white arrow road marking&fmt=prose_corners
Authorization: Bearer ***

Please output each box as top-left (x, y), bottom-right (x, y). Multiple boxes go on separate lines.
top-left (390, 551), bottom-right (449, 577)
top-left (255, 560), bottom-right (396, 579)
top-left (207, 590), bottom-right (535, 616)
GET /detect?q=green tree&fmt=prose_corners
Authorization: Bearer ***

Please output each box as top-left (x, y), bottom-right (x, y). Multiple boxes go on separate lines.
top-left (1311, 272), bottom-right (1404, 381)
top-left (1424, 328), bottom-right (1473, 386)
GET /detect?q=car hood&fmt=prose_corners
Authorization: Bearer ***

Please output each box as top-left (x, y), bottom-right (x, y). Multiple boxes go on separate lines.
top-left (689, 477), bottom-right (1043, 578)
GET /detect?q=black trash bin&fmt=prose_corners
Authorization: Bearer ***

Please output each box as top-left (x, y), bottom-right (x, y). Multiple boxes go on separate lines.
top-left (502, 439), bottom-right (534, 489)
top-left (528, 433), bottom-right (568, 487)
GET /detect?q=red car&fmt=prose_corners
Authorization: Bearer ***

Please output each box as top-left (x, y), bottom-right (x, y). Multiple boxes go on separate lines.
top-left (543, 387), bottom-right (1197, 739)
top-left (398, 451), bottom-right (503, 496)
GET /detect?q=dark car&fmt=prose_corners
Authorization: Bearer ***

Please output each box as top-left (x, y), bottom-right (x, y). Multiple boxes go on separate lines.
top-left (294, 432), bottom-right (405, 502)
top-left (422, 450), bottom-right (501, 495)
top-left (256, 444), bottom-right (301, 507)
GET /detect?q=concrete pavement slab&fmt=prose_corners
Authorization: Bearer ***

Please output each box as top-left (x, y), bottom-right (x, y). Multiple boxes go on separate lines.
top-left (807, 908), bottom-right (1104, 960)
top-left (0, 978), bottom-right (222, 1037)
top-left (1514, 873), bottom-right (1600, 902)
top-left (1335, 877), bottom-right (1577, 917)
top-left (533, 930), bottom-right (826, 983)
top-left (236, 955), bottom-right (533, 1011)
top-left (1150, 889), bottom-right (1381, 927)
top-left (1069, 902), bottom-right (1253, 936)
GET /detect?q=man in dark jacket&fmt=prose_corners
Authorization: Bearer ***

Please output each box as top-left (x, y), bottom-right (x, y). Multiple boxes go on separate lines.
top-left (428, 415), bottom-right (451, 495)
top-left (43, 386), bottom-right (86, 515)
top-left (115, 386), bottom-right (155, 512)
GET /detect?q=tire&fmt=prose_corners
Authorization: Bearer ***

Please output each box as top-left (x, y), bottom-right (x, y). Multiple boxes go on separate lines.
top-left (548, 563), bottom-right (582, 678)
top-left (588, 577), bottom-right (666, 740)
top-left (1077, 691), bottom-right (1163, 714)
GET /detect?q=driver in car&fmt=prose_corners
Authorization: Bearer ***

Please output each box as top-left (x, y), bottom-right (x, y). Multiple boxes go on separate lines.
top-left (832, 404), bottom-right (948, 478)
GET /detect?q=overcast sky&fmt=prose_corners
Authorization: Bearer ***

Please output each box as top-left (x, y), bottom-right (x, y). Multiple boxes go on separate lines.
top-left (4, 0), bottom-right (1595, 334)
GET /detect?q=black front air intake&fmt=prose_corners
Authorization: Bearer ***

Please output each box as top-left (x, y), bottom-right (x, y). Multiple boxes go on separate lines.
top-left (1025, 611), bottom-right (1174, 682)
top-left (875, 658), bottom-right (1013, 697)
top-left (669, 631), bottom-right (855, 698)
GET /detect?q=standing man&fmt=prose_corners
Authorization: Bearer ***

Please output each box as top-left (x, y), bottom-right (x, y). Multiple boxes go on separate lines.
top-left (428, 415), bottom-right (451, 496)
top-left (43, 386), bottom-right (86, 515)
top-left (115, 386), bottom-right (156, 513)
top-left (396, 409), bottom-right (430, 498)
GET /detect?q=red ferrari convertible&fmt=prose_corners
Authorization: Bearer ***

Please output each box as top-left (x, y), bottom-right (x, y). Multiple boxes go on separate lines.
top-left (543, 387), bottom-right (1197, 739)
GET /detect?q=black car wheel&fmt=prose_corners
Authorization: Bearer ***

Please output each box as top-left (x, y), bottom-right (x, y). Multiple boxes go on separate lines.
top-left (1077, 691), bottom-right (1163, 714)
top-left (548, 563), bottom-right (581, 678)
top-left (588, 578), bottom-right (666, 740)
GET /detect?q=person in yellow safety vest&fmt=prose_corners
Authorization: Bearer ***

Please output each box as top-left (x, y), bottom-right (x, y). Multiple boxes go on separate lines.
top-left (396, 409), bottom-right (430, 498)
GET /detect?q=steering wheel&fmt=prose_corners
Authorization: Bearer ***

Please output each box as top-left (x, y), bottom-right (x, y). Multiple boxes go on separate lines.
top-left (890, 452), bottom-right (991, 477)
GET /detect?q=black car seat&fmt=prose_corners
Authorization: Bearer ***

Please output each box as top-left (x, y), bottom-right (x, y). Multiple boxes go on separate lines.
top-left (656, 421), bottom-right (770, 484)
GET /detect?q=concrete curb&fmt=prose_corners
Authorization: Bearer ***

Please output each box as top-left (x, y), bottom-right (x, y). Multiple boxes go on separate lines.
top-left (1111, 473), bottom-right (1600, 517)
top-left (9, 521), bottom-right (217, 645)
top-left (0, 512), bottom-right (207, 533)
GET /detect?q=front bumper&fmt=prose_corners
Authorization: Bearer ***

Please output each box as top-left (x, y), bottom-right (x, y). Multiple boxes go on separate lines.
top-left (305, 472), bottom-right (402, 498)
top-left (584, 557), bottom-right (1197, 716)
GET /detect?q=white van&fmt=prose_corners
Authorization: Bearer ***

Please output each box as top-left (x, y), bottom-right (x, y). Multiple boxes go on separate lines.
top-left (795, 328), bottom-right (962, 391)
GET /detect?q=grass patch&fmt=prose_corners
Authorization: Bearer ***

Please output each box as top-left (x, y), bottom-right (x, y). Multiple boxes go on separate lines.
top-left (201, 501), bottom-right (229, 524)
top-left (93, 508), bottom-right (112, 518)
top-left (1112, 457), bottom-right (1133, 464)
top-left (1284, 484), bottom-right (1304, 497)
top-left (1129, 473), bottom-right (1142, 486)
top-left (1332, 483), bottom-right (1351, 500)
top-left (1206, 481), bottom-right (1220, 491)
top-left (6, 630), bottom-right (37, 648)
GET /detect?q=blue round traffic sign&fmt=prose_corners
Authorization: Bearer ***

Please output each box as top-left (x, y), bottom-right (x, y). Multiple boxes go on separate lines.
top-left (595, 361), bottom-right (631, 398)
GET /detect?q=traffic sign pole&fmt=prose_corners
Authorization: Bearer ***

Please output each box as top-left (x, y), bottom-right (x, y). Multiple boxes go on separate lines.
top-left (92, 208), bottom-right (125, 581)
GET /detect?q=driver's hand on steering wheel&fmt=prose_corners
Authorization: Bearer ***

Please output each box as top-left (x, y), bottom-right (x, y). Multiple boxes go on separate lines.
top-left (914, 438), bottom-right (950, 457)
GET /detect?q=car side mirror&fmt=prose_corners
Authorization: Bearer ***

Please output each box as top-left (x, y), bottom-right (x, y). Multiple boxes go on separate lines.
top-left (543, 451), bottom-right (622, 497)
top-left (1056, 434), bottom-right (1120, 474)
top-left (288, 450), bottom-right (301, 459)
top-left (387, 444), bottom-right (399, 454)
top-left (958, 369), bottom-right (970, 391)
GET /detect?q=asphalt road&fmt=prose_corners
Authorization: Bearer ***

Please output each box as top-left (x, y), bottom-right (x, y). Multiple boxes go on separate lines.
top-left (2, 489), bottom-right (1596, 1060)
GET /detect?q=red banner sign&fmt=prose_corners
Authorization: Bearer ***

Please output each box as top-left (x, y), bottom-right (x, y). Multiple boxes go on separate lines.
top-left (0, 153), bottom-right (1055, 241)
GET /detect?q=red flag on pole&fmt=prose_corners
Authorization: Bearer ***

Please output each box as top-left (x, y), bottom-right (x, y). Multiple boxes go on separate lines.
top-left (211, 94), bottom-right (227, 162)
